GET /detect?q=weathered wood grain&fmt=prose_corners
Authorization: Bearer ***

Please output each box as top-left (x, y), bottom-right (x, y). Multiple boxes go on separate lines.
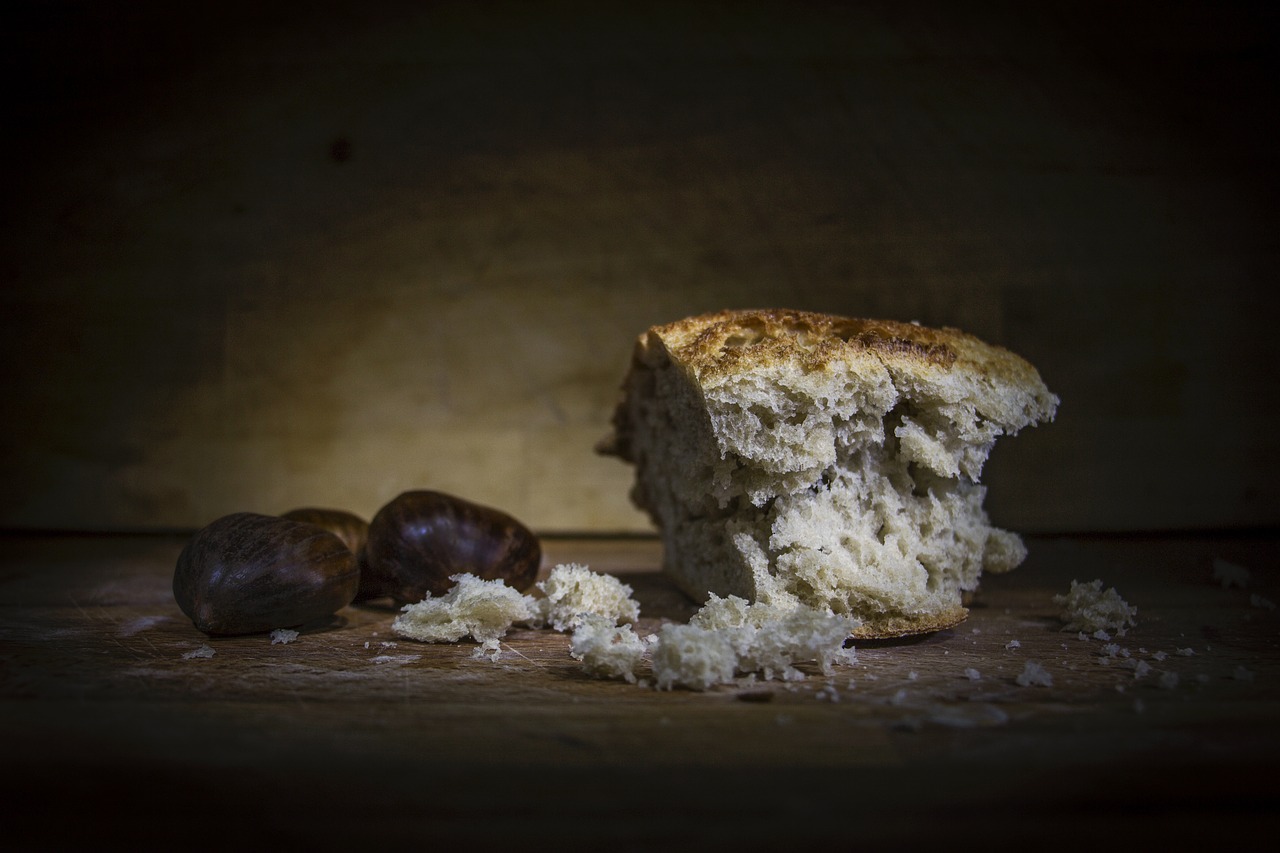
top-left (2, 533), bottom-right (1278, 847)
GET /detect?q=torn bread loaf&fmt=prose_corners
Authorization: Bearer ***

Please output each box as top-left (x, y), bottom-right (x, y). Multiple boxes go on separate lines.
top-left (599, 309), bottom-right (1058, 638)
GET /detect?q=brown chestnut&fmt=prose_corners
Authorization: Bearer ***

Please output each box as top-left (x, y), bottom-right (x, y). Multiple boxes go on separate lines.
top-left (280, 507), bottom-right (369, 561)
top-left (361, 490), bottom-right (541, 604)
top-left (173, 512), bottom-right (360, 635)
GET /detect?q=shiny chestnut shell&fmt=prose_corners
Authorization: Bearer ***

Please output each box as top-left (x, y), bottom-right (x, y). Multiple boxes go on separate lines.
top-left (174, 512), bottom-right (360, 635)
top-left (281, 507), bottom-right (369, 560)
top-left (361, 490), bottom-right (541, 603)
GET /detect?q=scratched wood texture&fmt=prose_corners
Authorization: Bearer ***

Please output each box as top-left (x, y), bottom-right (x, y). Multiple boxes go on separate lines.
top-left (2, 532), bottom-right (1277, 849)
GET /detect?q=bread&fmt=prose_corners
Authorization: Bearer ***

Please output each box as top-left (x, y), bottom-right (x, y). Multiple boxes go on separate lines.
top-left (391, 573), bottom-right (537, 659)
top-left (536, 563), bottom-right (640, 631)
top-left (599, 308), bottom-right (1058, 639)
top-left (569, 614), bottom-right (647, 683)
top-left (1054, 579), bottom-right (1137, 635)
top-left (650, 595), bottom-right (857, 690)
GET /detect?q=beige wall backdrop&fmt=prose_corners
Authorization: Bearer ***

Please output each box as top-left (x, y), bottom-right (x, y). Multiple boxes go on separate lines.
top-left (3, 1), bottom-right (1276, 534)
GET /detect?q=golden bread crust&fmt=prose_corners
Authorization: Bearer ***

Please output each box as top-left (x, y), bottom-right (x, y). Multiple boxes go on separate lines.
top-left (599, 307), bottom-right (1056, 465)
top-left (650, 308), bottom-right (1043, 393)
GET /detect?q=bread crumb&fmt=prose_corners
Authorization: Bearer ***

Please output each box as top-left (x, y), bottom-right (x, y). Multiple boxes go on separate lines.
top-left (1133, 698), bottom-right (1146, 714)
top-left (1176, 647), bottom-right (1195, 656)
top-left (570, 614), bottom-right (646, 683)
top-left (1212, 558), bottom-right (1251, 589)
top-left (1250, 594), bottom-right (1276, 611)
top-left (651, 623), bottom-right (738, 690)
top-left (392, 574), bottom-right (536, 648)
top-left (1129, 659), bottom-right (1152, 679)
top-left (1158, 671), bottom-right (1179, 690)
top-left (182, 644), bottom-right (215, 659)
top-left (815, 684), bottom-right (840, 702)
top-left (963, 667), bottom-right (982, 681)
top-left (1054, 579), bottom-right (1137, 634)
top-left (269, 628), bottom-right (299, 645)
top-left (1015, 660), bottom-right (1053, 687)
top-left (907, 670), bottom-right (919, 681)
top-left (651, 595), bottom-right (858, 690)
top-left (1152, 650), bottom-right (1167, 661)
top-left (536, 563), bottom-right (641, 631)
top-left (1092, 629), bottom-right (1111, 641)
top-left (1005, 639), bottom-right (1021, 650)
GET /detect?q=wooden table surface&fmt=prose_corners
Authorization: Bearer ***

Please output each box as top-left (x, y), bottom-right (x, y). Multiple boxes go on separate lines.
top-left (3, 531), bottom-right (1278, 850)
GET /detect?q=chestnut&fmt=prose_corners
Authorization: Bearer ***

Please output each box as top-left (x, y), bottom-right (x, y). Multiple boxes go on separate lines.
top-left (361, 490), bottom-right (541, 604)
top-left (173, 512), bottom-right (360, 635)
top-left (280, 507), bottom-right (369, 561)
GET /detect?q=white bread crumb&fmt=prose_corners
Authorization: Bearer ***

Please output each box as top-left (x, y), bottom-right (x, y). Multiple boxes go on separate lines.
top-left (537, 563), bottom-right (640, 631)
top-left (1176, 647), bottom-right (1195, 656)
top-left (1005, 639), bottom-right (1021, 650)
top-left (1054, 579), bottom-right (1137, 634)
top-left (1212, 558), bottom-right (1251, 589)
top-left (1158, 671), bottom-right (1179, 689)
top-left (1250, 594), bottom-right (1276, 611)
top-left (963, 667), bottom-right (982, 681)
top-left (651, 595), bottom-right (857, 690)
top-left (392, 573), bottom-right (536, 647)
top-left (1015, 660), bottom-right (1053, 687)
top-left (651, 623), bottom-right (739, 690)
top-left (570, 614), bottom-right (647, 682)
top-left (182, 644), bottom-right (215, 659)
top-left (269, 628), bottom-right (299, 645)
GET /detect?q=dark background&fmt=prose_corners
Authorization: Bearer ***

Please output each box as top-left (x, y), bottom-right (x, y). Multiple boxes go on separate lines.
top-left (3, 0), bottom-right (1278, 535)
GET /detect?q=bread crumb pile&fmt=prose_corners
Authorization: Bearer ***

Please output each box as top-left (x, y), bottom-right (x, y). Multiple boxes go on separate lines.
top-left (536, 563), bottom-right (639, 631)
top-left (1054, 579), bottom-right (1137, 635)
top-left (1015, 660), bottom-right (1053, 687)
top-left (392, 574), bottom-right (538, 661)
top-left (569, 615), bottom-right (648, 683)
top-left (650, 595), bottom-right (858, 690)
top-left (1212, 558), bottom-right (1251, 589)
top-left (388, 563), bottom-right (861, 689)
top-left (391, 564), bottom-right (646, 666)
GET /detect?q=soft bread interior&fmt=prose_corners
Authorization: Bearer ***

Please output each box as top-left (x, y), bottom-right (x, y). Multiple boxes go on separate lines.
top-left (605, 310), bottom-right (1057, 638)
